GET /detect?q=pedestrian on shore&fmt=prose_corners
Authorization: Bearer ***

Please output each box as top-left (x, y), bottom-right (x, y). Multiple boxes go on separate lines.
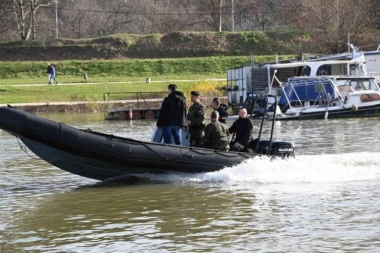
top-left (202, 110), bottom-right (230, 151)
top-left (47, 63), bottom-right (58, 85)
top-left (156, 84), bottom-right (187, 145)
top-left (187, 90), bottom-right (206, 147)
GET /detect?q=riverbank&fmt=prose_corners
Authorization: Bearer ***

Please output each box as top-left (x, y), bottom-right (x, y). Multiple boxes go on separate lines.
top-left (1, 101), bottom-right (103, 113)
top-left (2, 95), bottom-right (228, 115)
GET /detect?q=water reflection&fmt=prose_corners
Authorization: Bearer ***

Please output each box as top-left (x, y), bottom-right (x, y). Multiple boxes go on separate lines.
top-left (5, 183), bottom-right (260, 252)
top-left (4, 176), bottom-right (379, 252)
top-left (1, 112), bottom-right (380, 252)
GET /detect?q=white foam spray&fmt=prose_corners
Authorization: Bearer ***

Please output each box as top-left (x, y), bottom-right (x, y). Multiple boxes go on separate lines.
top-left (140, 153), bottom-right (380, 187)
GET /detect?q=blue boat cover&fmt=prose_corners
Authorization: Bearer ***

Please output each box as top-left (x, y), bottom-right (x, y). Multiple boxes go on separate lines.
top-left (279, 77), bottom-right (336, 107)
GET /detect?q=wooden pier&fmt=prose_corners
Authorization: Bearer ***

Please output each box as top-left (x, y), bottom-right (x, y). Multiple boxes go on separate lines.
top-left (103, 92), bottom-right (166, 120)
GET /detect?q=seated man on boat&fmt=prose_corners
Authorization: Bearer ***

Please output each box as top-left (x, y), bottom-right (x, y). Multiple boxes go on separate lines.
top-left (228, 107), bottom-right (253, 152)
top-left (202, 110), bottom-right (230, 151)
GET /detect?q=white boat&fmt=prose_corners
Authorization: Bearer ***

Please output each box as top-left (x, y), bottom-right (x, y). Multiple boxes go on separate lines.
top-left (235, 44), bottom-right (380, 120)
top-left (278, 76), bottom-right (380, 120)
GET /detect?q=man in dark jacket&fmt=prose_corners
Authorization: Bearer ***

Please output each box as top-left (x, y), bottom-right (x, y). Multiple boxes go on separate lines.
top-left (212, 97), bottom-right (229, 124)
top-left (228, 107), bottom-right (253, 152)
top-left (156, 84), bottom-right (187, 145)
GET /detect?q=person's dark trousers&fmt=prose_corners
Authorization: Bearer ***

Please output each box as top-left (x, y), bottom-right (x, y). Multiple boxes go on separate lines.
top-left (162, 126), bottom-right (182, 145)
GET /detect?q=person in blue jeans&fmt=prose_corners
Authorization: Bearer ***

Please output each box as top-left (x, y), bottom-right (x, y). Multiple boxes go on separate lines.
top-left (156, 84), bottom-right (187, 145)
top-left (47, 63), bottom-right (58, 85)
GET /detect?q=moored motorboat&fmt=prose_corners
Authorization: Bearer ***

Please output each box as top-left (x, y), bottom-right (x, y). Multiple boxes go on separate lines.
top-left (230, 44), bottom-right (380, 120)
top-left (278, 76), bottom-right (380, 120)
top-left (0, 105), bottom-right (294, 181)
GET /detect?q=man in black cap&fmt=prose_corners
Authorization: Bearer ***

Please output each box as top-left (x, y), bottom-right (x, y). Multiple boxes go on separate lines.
top-left (187, 90), bottom-right (206, 147)
top-left (212, 97), bottom-right (229, 124)
top-left (156, 84), bottom-right (187, 145)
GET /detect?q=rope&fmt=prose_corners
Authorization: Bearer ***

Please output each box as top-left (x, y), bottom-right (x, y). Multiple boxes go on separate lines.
top-left (16, 137), bottom-right (42, 160)
top-left (111, 135), bottom-right (248, 160)
top-left (141, 142), bottom-right (171, 160)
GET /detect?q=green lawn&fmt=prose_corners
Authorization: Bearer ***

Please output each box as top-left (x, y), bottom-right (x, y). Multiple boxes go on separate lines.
top-left (0, 75), bottom-right (226, 104)
top-left (0, 55), bottom-right (294, 104)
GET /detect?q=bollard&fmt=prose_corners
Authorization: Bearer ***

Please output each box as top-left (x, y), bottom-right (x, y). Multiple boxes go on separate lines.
top-left (146, 77), bottom-right (151, 84)
top-left (84, 73), bottom-right (88, 82)
top-left (128, 109), bottom-right (133, 120)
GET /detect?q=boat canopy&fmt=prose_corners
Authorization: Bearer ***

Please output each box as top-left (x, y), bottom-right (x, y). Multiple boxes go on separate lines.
top-left (278, 77), bottom-right (337, 108)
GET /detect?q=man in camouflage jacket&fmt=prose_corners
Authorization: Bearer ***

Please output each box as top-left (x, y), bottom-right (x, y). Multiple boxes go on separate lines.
top-left (187, 91), bottom-right (206, 147)
top-left (202, 110), bottom-right (230, 151)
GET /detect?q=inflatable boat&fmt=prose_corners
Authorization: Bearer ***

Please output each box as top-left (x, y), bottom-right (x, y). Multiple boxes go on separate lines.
top-left (0, 105), bottom-right (294, 181)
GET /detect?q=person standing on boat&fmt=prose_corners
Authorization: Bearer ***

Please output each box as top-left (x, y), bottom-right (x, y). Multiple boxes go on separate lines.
top-left (187, 91), bottom-right (206, 147)
top-left (156, 84), bottom-right (187, 145)
top-left (202, 110), bottom-right (230, 151)
top-left (211, 97), bottom-right (229, 124)
top-left (228, 107), bottom-right (253, 152)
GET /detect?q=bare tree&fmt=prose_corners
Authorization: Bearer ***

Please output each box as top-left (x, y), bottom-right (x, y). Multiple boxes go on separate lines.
top-left (219, 0), bottom-right (282, 32)
top-left (11, 0), bottom-right (53, 40)
top-left (188, 0), bottom-right (227, 31)
top-left (249, 0), bottom-right (277, 31)
top-left (0, 0), bottom-right (17, 40)
top-left (281, 0), bottom-right (379, 53)
top-left (0, 0), bottom-right (378, 51)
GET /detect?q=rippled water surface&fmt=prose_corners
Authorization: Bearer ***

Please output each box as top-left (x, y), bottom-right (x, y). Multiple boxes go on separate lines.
top-left (0, 112), bottom-right (379, 252)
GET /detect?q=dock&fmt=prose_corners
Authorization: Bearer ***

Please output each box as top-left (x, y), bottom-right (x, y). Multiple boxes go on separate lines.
top-left (103, 92), bottom-right (166, 120)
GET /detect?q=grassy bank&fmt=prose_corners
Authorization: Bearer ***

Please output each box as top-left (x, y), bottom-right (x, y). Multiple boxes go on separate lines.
top-left (0, 78), bottom-right (227, 104)
top-left (0, 55), bottom-right (294, 104)
top-left (0, 55), bottom-right (293, 80)
top-left (0, 32), bottom-right (299, 61)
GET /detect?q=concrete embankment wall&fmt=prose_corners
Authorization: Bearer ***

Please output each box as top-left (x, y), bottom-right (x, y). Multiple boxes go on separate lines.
top-left (2, 96), bottom-right (229, 117)
top-left (2, 96), bottom-right (228, 113)
top-left (1, 101), bottom-right (163, 114)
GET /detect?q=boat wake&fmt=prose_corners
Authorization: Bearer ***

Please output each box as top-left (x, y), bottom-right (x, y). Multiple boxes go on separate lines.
top-left (134, 152), bottom-right (380, 186)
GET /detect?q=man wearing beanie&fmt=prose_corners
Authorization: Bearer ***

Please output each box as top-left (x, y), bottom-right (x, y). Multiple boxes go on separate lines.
top-left (228, 107), bottom-right (253, 151)
top-left (203, 110), bottom-right (230, 151)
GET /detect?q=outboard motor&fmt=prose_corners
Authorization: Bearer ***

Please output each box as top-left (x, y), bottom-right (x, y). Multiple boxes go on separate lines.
top-left (247, 94), bottom-right (295, 158)
top-left (270, 141), bottom-right (295, 157)
top-left (250, 139), bottom-right (295, 157)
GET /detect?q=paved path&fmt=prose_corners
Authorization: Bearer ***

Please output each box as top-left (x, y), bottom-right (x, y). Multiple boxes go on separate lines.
top-left (5, 78), bottom-right (227, 87)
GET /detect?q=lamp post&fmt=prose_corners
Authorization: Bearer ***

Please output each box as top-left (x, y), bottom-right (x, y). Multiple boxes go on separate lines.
top-left (231, 0), bottom-right (234, 32)
top-left (55, 0), bottom-right (58, 39)
top-left (219, 0), bottom-right (223, 32)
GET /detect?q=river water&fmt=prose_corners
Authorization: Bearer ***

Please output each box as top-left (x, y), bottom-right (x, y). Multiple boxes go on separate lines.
top-left (0, 113), bottom-right (379, 252)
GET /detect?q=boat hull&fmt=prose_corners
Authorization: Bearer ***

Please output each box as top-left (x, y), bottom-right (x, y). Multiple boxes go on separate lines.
top-left (280, 104), bottom-right (380, 120)
top-left (0, 106), bottom-right (256, 180)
